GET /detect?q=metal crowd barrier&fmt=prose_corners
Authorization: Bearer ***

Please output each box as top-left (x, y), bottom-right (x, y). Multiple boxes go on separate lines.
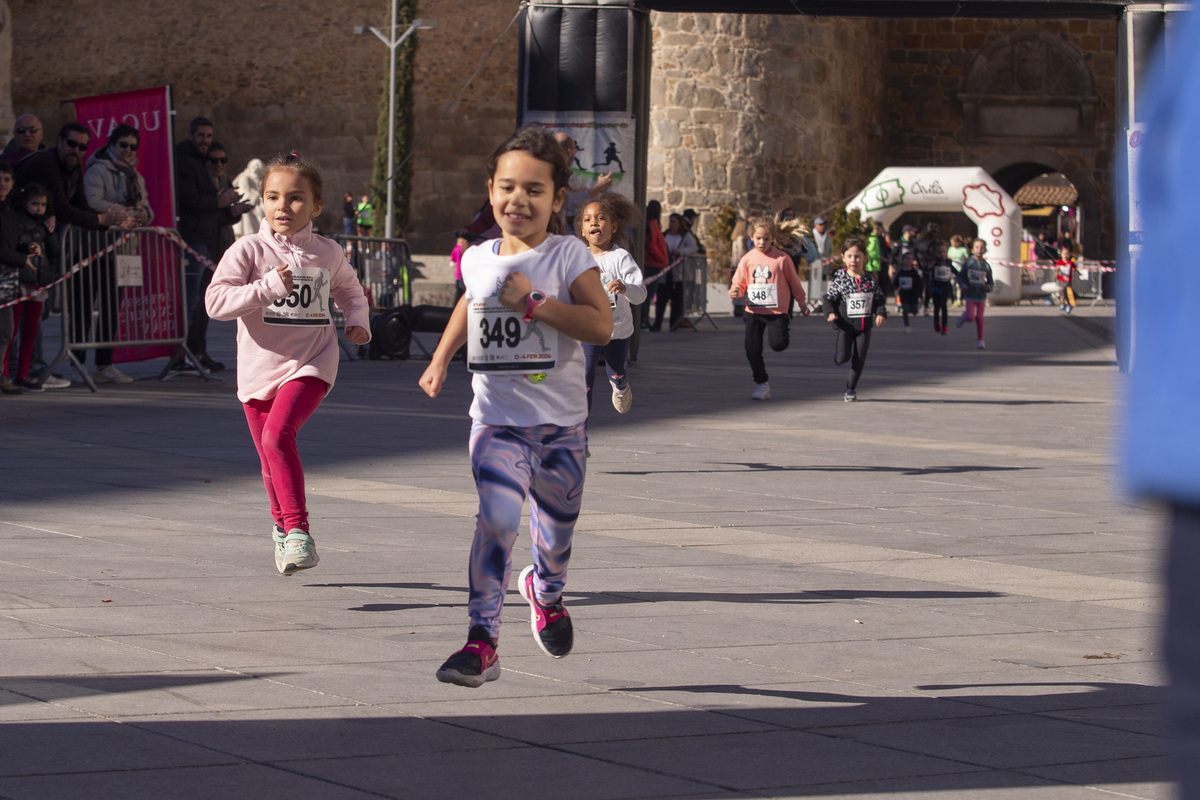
top-left (47, 225), bottom-right (197, 392)
top-left (331, 234), bottom-right (412, 310)
top-left (675, 254), bottom-right (716, 332)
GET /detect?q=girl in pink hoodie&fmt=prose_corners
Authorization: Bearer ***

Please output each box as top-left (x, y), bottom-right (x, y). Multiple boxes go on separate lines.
top-left (206, 153), bottom-right (371, 575)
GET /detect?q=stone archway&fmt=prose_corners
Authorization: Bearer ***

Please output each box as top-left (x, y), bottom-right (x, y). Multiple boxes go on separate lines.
top-left (981, 148), bottom-right (1105, 257)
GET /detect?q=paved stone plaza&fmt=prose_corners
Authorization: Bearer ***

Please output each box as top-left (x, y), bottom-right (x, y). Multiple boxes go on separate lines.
top-left (0, 304), bottom-right (1167, 799)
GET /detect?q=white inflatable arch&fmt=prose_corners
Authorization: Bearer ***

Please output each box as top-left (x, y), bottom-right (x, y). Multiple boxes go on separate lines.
top-left (846, 167), bottom-right (1023, 303)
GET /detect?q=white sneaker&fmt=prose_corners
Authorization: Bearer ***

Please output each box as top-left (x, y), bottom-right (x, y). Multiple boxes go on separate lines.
top-left (39, 374), bottom-right (70, 389)
top-left (95, 365), bottom-right (133, 384)
top-left (751, 383), bottom-right (771, 401)
top-left (611, 382), bottom-right (632, 414)
top-left (977, 340), bottom-right (986, 349)
top-left (277, 529), bottom-right (319, 575)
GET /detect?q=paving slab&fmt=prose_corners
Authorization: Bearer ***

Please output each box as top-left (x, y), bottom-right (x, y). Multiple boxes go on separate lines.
top-left (0, 305), bottom-right (1171, 798)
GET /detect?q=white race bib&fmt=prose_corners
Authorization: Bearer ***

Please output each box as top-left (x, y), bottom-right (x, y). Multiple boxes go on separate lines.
top-left (846, 291), bottom-right (872, 319)
top-left (746, 282), bottom-right (779, 308)
top-left (968, 267), bottom-right (987, 286)
top-left (934, 265), bottom-right (953, 281)
top-left (263, 266), bottom-right (331, 326)
top-left (898, 276), bottom-right (913, 290)
top-left (467, 296), bottom-right (557, 373)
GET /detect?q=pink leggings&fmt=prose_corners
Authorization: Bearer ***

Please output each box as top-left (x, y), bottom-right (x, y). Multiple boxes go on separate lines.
top-left (242, 376), bottom-right (328, 532)
top-left (962, 300), bottom-right (985, 341)
top-left (3, 300), bottom-right (42, 380)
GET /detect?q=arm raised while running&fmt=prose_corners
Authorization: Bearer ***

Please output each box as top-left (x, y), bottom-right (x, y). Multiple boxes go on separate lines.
top-left (418, 294), bottom-right (469, 399)
top-left (498, 267), bottom-right (612, 346)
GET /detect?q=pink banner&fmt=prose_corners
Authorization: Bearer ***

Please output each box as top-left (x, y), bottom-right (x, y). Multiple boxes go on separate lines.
top-left (73, 87), bottom-right (179, 362)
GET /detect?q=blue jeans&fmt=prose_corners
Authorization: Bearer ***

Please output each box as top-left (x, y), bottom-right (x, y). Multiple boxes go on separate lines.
top-left (582, 336), bottom-right (630, 415)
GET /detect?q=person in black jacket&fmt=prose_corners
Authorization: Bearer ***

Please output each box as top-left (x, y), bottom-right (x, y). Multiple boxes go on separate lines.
top-left (4, 183), bottom-right (62, 391)
top-left (16, 123), bottom-right (135, 383)
top-left (174, 117), bottom-right (248, 371)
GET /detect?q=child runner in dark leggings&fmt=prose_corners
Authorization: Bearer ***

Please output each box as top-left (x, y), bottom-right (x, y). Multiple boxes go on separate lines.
top-left (823, 237), bottom-right (887, 402)
top-left (928, 240), bottom-right (954, 335)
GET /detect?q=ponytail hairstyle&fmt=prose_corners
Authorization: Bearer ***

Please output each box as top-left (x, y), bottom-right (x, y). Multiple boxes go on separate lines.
top-left (260, 151), bottom-right (324, 206)
top-left (487, 125), bottom-right (572, 235)
top-left (576, 191), bottom-right (638, 250)
top-left (751, 211), bottom-right (811, 250)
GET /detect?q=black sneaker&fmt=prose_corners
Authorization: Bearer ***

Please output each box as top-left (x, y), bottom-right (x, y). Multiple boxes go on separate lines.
top-left (517, 564), bottom-right (574, 658)
top-left (198, 354), bottom-right (225, 372)
top-left (436, 625), bottom-right (500, 687)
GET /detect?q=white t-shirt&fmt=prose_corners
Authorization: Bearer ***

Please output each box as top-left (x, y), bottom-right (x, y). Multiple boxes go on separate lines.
top-left (463, 234), bottom-right (598, 427)
top-left (592, 246), bottom-right (646, 340)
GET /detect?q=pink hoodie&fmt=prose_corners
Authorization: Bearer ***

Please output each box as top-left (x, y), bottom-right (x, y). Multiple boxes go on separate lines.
top-left (206, 219), bottom-right (371, 403)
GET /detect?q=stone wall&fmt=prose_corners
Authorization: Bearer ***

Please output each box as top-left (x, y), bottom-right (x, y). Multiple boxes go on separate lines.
top-left (5, 2), bottom-right (1117, 257)
top-left (409, 0), bottom-right (519, 252)
top-left (6, 0), bottom-right (517, 249)
top-left (884, 17), bottom-right (1117, 256)
top-left (648, 12), bottom-right (890, 237)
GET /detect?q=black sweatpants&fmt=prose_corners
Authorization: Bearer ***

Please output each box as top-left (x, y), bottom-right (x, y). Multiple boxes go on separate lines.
top-left (834, 324), bottom-right (872, 391)
top-left (744, 312), bottom-right (789, 385)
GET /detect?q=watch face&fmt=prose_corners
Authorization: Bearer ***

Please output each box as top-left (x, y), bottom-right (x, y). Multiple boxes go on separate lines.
top-left (530, 291), bottom-right (546, 302)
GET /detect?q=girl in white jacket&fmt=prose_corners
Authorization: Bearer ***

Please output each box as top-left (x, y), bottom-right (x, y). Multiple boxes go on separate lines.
top-left (576, 193), bottom-right (645, 422)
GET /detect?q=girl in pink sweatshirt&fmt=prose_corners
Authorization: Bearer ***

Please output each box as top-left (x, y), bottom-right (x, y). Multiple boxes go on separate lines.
top-left (206, 153), bottom-right (371, 575)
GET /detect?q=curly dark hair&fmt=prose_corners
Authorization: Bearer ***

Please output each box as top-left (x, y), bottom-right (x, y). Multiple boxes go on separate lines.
top-left (574, 191), bottom-right (638, 250)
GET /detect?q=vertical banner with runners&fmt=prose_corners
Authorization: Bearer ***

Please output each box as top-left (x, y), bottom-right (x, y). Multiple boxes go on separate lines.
top-left (517, 3), bottom-right (650, 262)
top-left (73, 86), bottom-right (179, 362)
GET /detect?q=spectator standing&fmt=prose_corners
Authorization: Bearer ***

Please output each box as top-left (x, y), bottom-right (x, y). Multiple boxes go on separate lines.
top-left (1, 114), bottom-right (44, 167)
top-left (553, 132), bottom-right (613, 230)
top-left (341, 191), bottom-right (355, 235)
top-left (82, 124), bottom-right (153, 383)
top-left (355, 195), bottom-right (374, 236)
top-left (5, 183), bottom-right (63, 391)
top-left (175, 117), bottom-right (247, 372)
top-left (803, 215), bottom-right (832, 309)
top-left (640, 200), bottom-right (669, 335)
top-left (16, 123), bottom-right (134, 382)
top-left (652, 212), bottom-right (697, 331)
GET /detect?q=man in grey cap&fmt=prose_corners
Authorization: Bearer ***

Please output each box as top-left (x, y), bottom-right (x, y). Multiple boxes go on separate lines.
top-left (803, 216), bottom-right (832, 309)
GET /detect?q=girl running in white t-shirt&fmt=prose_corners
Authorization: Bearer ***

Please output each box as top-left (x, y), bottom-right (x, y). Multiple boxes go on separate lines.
top-left (419, 126), bottom-right (612, 687)
top-left (576, 192), bottom-right (645, 422)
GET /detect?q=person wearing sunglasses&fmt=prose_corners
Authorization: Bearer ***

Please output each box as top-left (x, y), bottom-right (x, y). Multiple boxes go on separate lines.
top-left (83, 123), bottom-right (153, 231)
top-left (14, 123), bottom-right (132, 232)
top-left (13, 122), bottom-right (136, 383)
top-left (1, 114), bottom-right (44, 167)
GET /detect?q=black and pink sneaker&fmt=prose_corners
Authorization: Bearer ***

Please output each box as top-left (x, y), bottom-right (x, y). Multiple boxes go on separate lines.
top-left (517, 564), bottom-right (574, 658)
top-left (436, 625), bottom-right (500, 688)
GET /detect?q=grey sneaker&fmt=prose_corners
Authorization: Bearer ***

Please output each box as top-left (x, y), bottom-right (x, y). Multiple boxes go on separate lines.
top-left (277, 529), bottom-right (318, 575)
top-left (95, 365), bottom-right (133, 384)
top-left (39, 374), bottom-right (70, 389)
top-left (271, 524), bottom-right (286, 573)
top-left (610, 382), bottom-right (632, 414)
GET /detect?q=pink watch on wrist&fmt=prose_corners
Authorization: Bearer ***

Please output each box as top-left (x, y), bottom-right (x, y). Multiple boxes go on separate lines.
top-left (523, 290), bottom-right (547, 322)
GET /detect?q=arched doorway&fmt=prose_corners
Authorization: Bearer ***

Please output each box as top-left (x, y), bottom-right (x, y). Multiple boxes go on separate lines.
top-left (983, 151), bottom-right (1104, 257)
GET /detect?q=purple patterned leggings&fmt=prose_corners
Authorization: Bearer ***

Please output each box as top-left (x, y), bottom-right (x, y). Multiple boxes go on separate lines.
top-left (466, 420), bottom-right (587, 642)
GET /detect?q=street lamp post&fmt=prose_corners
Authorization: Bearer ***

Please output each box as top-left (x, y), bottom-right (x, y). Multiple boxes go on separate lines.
top-left (358, 8), bottom-right (437, 240)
